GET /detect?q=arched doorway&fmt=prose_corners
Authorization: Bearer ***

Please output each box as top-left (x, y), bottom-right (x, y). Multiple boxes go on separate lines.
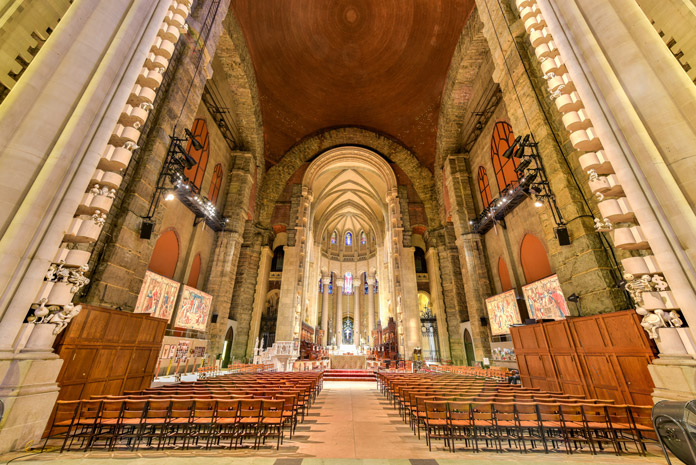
top-left (463, 329), bottom-right (475, 366)
top-left (221, 327), bottom-right (234, 368)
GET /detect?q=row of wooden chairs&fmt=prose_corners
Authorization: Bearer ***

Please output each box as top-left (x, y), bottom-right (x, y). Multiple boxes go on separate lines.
top-left (418, 401), bottom-right (655, 456)
top-left (45, 398), bottom-right (296, 452)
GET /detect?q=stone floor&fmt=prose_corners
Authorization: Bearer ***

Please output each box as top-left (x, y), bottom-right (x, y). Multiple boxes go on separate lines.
top-left (1, 381), bottom-right (669, 464)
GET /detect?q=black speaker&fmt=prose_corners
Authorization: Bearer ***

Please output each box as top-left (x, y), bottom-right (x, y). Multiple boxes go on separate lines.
top-left (480, 317), bottom-right (488, 327)
top-left (556, 226), bottom-right (571, 246)
top-left (211, 314), bottom-right (218, 323)
top-left (140, 221), bottom-right (154, 239)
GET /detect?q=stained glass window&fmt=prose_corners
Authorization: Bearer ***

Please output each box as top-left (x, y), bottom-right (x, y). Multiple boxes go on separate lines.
top-left (364, 272), bottom-right (368, 295)
top-left (318, 278), bottom-right (322, 293)
top-left (345, 231), bottom-right (352, 246)
top-left (360, 231), bottom-right (367, 245)
top-left (330, 230), bottom-right (337, 245)
top-left (344, 272), bottom-right (353, 294)
top-left (374, 278), bottom-right (379, 294)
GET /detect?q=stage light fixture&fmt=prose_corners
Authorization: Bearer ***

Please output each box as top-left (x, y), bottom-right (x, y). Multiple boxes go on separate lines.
top-left (502, 135), bottom-right (522, 159)
top-left (164, 190), bottom-right (175, 201)
top-left (184, 128), bottom-right (204, 150)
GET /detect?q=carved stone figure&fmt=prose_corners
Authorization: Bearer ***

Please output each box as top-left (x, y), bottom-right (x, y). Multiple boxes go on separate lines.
top-left (44, 303), bottom-right (82, 335)
top-left (636, 307), bottom-right (664, 339)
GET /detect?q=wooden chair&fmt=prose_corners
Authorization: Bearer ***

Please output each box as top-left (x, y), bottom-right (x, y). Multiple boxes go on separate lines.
top-left (211, 399), bottom-right (240, 448)
top-left (260, 399), bottom-right (285, 449)
top-left (536, 403), bottom-right (568, 453)
top-left (238, 399), bottom-right (263, 449)
top-left (189, 399), bottom-right (216, 449)
top-left (471, 402), bottom-right (499, 452)
top-left (137, 399), bottom-right (170, 450)
top-left (115, 399), bottom-right (147, 450)
top-left (42, 400), bottom-right (79, 452)
top-left (423, 401), bottom-right (450, 451)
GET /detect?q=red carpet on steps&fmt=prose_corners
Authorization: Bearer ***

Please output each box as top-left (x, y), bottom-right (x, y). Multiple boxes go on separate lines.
top-left (323, 369), bottom-right (376, 381)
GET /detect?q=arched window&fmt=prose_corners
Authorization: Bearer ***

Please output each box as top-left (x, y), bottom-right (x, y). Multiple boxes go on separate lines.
top-left (208, 163), bottom-right (222, 206)
top-left (330, 230), bottom-right (338, 245)
top-left (498, 257), bottom-right (513, 292)
top-left (184, 118), bottom-right (210, 192)
top-left (478, 166), bottom-right (492, 209)
top-left (271, 246), bottom-right (284, 272)
top-left (329, 272), bottom-right (334, 294)
top-left (345, 231), bottom-right (352, 246)
top-left (414, 247), bottom-right (427, 273)
top-left (186, 253), bottom-right (202, 288)
top-left (490, 121), bottom-right (520, 193)
top-left (148, 229), bottom-right (179, 278)
top-left (344, 272), bottom-right (353, 294)
top-left (520, 234), bottom-right (553, 283)
top-left (363, 272), bottom-right (368, 294)
top-left (360, 231), bottom-right (367, 245)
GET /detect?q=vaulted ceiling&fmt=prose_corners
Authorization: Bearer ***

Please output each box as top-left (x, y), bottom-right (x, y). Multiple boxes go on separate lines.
top-left (229, 0), bottom-right (475, 170)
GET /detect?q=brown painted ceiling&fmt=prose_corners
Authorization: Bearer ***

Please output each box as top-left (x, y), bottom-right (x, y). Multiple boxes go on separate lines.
top-left (230, 0), bottom-right (475, 170)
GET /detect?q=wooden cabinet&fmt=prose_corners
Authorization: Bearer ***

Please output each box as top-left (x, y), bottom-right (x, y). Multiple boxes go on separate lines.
top-left (510, 310), bottom-right (657, 405)
top-left (53, 305), bottom-right (166, 401)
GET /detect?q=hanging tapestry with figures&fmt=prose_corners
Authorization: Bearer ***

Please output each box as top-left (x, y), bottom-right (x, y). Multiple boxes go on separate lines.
top-left (134, 270), bottom-right (180, 322)
top-left (521, 274), bottom-right (569, 320)
top-left (485, 289), bottom-right (522, 336)
top-left (175, 285), bottom-right (212, 331)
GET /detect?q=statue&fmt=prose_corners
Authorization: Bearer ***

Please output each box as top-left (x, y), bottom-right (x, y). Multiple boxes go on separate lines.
top-left (43, 303), bottom-right (82, 335)
top-left (636, 308), bottom-right (665, 340)
top-left (667, 310), bottom-right (684, 328)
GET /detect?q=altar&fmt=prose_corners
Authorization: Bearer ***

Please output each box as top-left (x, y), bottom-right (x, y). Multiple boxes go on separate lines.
top-left (330, 354), bottom-right (366, 369)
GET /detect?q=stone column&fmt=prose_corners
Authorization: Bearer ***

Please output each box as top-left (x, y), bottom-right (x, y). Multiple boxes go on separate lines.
top-left (366, 276), bottom-right (376, 346)
top-left (245, 246), bottom-right (273, 356)
top-left (335, 278), bottom-right (344, 345)
top-left (457, 233), bottom-right (491, 361)
top-left (425, 245), bottom-right (452, 362)
top-left (230, 227), bottom-right (267, 360)
top-left (0, 0), bottom-right (188, 453)
top-left (353, 281), bottom-right (361, 346)
top-left (320, 275), bottom-right (330, 345)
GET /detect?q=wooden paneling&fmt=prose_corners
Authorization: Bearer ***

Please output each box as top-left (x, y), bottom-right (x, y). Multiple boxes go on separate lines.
top-left (54, 305), bottom-right (166, 401)
top-left (510, 310), bottom-right (657, 405)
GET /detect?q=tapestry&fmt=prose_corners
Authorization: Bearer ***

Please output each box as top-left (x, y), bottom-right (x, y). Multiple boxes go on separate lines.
top-left (175, 285), bottom-right (212, 331)
top-left (134, 270), bottom-right (180, 322)
top-left (485, 290), bottom-right (522, 336)
top-left (522, 274), bottom-right (569, 320)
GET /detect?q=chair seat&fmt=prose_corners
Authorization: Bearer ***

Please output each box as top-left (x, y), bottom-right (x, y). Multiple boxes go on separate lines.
top-left (426, 419), bottom-right (448, 426)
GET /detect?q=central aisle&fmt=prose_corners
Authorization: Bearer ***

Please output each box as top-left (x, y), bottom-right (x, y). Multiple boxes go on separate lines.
top-left (297, 380), bottom-right (433, 458)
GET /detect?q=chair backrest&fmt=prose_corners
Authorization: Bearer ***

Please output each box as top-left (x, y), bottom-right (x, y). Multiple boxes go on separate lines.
top-left (53, 400), bottom-right (80, 425)
top-left (77, 400), bottom-right (103, 424)
top-left (145, 399), bottom-right (171, 420)
top-left (99, 400), bottom-right (124, 422)
top-left (559, 402), bottom-right (586, 425)
top-left (121, 400), bottom-right (148, 423)
top-left (536, 403), bottom-right (562, 423)
top-left (216, 399), bottom-right (240, 420)
top-left (261, 399), bottom-right (284, 419)
top-left (193, 399), bottom-right (216, 420)
top-left (493, 402), bottom-right (516, 424)
top-left (448, 401), bottom-right (471, 423)
top-left (170, 399), bottom-right (194, 419)
top-left (239, 399), bottom-right (262, 420)
top-left (424, 401), bottom-right (448, 422)
top-left (470, 402), bottom-right (495, 423)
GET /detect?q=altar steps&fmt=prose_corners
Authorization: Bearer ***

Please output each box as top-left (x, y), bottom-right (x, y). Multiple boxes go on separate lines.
top-left (323, 369), bottom-right (376, 382)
